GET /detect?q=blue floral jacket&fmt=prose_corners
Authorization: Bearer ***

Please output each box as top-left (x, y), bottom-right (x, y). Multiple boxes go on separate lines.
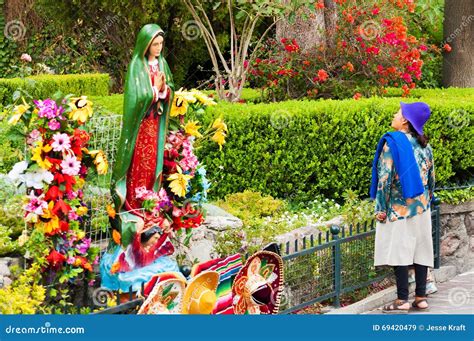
top-left (375, 132), bottom-right (435, 222)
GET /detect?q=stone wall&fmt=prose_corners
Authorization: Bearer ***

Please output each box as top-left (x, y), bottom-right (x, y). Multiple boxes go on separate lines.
top-left (439, 200), bottom-right (474, 273)
top-left (0, 257), bottom-right (22, 289)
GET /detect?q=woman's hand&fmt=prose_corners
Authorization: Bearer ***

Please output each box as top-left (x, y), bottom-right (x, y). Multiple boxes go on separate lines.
top-left (375, 212), bottom-right (387, 223)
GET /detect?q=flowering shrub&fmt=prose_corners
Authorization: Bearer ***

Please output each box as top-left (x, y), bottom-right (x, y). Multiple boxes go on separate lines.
top-left (5, 91), bottom-right (107, 287)
top-left (248, 0), bottom-right (440, 100)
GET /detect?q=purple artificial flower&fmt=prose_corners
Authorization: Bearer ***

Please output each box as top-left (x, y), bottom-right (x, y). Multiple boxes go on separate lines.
top-left (48, 119), bottom-right (61, 131)
top-left (34, 99), bottom-right (64, 120)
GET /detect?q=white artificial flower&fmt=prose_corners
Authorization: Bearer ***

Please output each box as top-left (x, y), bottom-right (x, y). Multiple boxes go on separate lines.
top-left (7, 161), bottom-right (28, 184)
top-left (24, 169), bottom-right (54, 189)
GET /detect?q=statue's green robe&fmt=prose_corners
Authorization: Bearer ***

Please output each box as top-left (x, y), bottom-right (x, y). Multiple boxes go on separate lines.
top-left (111, 24), bottom-right (175, 247)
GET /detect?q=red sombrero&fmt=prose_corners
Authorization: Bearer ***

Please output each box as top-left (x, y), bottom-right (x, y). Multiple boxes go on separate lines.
top-left (232, 251), bottom-right (284, 315)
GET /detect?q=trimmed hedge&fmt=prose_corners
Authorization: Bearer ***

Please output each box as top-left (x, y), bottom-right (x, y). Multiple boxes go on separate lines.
top-left (0, 73), bottom-right (110, 106)
top-left (196, 96), bottom-right (473, 202)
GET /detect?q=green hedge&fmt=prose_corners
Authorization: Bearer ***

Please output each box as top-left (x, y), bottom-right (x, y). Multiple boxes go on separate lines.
top-left (196, 96), bottom-right (473, 202)
top-left (0, 73), bottom-right (110, 106)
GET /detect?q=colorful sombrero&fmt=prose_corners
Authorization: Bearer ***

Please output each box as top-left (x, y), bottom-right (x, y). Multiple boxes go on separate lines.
top-left (232, 251), bottom-right (284, 315)
top-left (143, 271), bottom-right (186, 297)
top-left (191, 253), bottom-right (243, 314)
top-left (181, 271), bottom-right (219, 314)
top-left (138, 277), bottom-right (186, 314)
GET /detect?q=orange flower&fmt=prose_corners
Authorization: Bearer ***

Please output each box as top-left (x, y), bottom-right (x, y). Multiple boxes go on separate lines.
top-left (112, 229), bottom-right (121, 245)
top-left (111, 262), bottom-right (120, 274)
top-left (106, 204), bottom-right (116, 218)
top-left (353, 92), bottom-right (362, 100)
top-left (443, 43), bottom-right (452, 52)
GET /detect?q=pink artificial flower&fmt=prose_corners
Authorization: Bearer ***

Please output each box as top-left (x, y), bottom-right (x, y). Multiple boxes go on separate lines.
top-left (68, 211), bottom-right (79, 220)
top-left (67, 256), bottom-right (76, 265)
top-left (27, 129), bottom-right (42, 146)
top-left (61, 155), bottom-right (81, 176)
top-left (51, 133), bottom-right (71, 152)
top-left (20, 53), bottom-right (32, 62)
top-left (34, 99), bottom-right (64, 120)
top-left (135, 186), bottom-right (149, 200)
top-left (48, 119), bottom-right (61, 131)
top-left (24, 191), bottom-right (48, 215)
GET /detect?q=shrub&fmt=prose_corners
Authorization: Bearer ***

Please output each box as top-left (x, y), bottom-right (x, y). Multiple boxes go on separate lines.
top-left (0, 73), bottom-right (110, 106)
top-left (197, 95), bottom-right (473, 202)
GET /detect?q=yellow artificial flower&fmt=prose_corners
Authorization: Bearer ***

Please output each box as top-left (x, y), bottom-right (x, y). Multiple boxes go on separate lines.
top-left (8, 102), bottom-right (29, 125)
top-left (83, 148), bottom-right (108, 175)
top-left (69, 96), bottom-right (93, 124)
top-left (93, 150), bottom-right (108, 175)
top-left (183, 121), bottom-right (203, 138)
top-left (38, 201), bottom-right (59, 234)
top-left (106, 204), bottom-right (116, 219)
top-left (212, 117), bottom-right (228, 132)
top-left (31, 141), bottom-right (52, 169)
top-left (170, 94), bottom-right (190, 117)
top-left (76, 206), bottom-right (88, 217)
top-left (191, 90), bottom-right (216, 106)
top-left (167, 168), bottom-right (193, 197)
top-left (76, 230), bottom-right (86, 240)
top-left (211, 129), bottom-right (227, 150)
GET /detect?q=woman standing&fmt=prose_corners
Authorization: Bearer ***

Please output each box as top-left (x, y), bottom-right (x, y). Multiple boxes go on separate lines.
top-left (371, 102), bottom-right (435, 313)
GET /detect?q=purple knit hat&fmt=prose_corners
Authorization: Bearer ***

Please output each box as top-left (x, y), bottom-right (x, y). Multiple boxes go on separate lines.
top-left (400, 102), bottom-right (431, 135)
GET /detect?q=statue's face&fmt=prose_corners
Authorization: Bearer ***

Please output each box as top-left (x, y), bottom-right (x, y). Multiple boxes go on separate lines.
top-left (148, 35), bottom-right (164, 58)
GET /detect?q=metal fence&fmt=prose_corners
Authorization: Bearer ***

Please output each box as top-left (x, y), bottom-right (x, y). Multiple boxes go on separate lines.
top-left (278, 198), bottom-right (441, 314)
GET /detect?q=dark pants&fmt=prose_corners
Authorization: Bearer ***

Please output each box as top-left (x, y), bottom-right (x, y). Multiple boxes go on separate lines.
top-left (393, 263), bottom-right (428, 301)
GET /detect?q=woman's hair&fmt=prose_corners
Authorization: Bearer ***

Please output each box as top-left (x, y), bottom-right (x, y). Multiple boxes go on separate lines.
top-left (407, 121), bottom-right (429, 148)
top-left (140, 226), bottom-right (161, 244)
top-left (145, 31), bottom-right (165, 58)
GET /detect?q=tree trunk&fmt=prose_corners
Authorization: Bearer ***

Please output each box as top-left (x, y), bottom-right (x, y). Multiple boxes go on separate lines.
top-left (276, 3), bottom-right (326, 53)
top-left (323, 0), bottom-right (337, 50)
top-left (442, 0), bottom-right (474, 87)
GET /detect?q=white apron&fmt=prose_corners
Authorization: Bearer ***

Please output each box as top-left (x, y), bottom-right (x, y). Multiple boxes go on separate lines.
top-left (374, 208), bottom-right (434, 267)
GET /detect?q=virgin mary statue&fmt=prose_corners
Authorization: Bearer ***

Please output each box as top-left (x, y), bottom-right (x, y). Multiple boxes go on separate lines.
top-left (101, 24), bottom-right (180, 292)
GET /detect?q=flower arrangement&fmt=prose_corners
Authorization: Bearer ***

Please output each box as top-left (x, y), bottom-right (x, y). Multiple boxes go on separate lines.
top-left (5, 91), bottom-right (106, 286)
top-left (109, 89), bottom-right (225, 245)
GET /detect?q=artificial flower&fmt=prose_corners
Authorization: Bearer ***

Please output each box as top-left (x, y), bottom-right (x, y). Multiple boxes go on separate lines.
top-left (191, 90), bottom-right (216, 106)
top-left (46, 250), bottom-right (66, 270)
top-left (85, 149), bottom-right (108, 175)
top-left (76, 206), bottom-right (88, 216)
top-left (106, 204), bottom-right (116, 219)
top-left (20, 53), bottom-right (32, 62)
top-left (24, 191), bottom-right (48, 215)
top-left (183, 121), bottom-right (203, 138)
top-left (38, 201), bottom-right (60, 234)
top-left (8, 102), bottom-right (30, 125)
top-left (34, 99), bottom-right (63, 120)
top-left (31, 141), bottom-right (53, 169)
top-left (51, 133), bottom-right (71, 152)
top-left (68, 96), bottom-right (93, 124)
top-left (60, 154), bottom-right (81, 176)
top-left (27, 129), bottom-right (42, 146)
top-left (48, 119), bottom-right (61, 131)
top-left (23, 168), bottom-right (54, 189)
top-left (212, 118), bottom-right (228, 132)
top-left (112, 229), bottom-right (121, 245)
top-left (167, 168), bottom-right (193, 197)
top-left (211, 129), bottom-right (227, 150)
top-left (170, 94), bottom-right (190, 117)
top-left (7, 161), bottom-right (28, 185)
